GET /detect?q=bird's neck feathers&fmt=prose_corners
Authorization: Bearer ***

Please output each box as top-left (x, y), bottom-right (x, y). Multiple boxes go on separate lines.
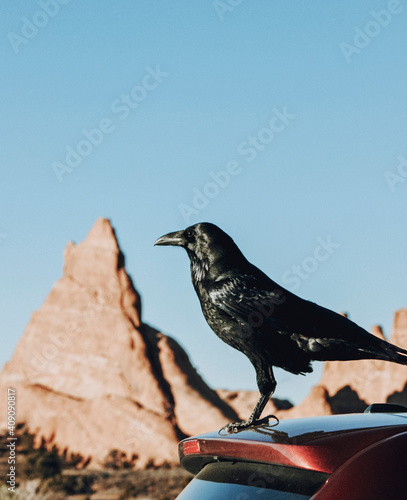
top-left (188, 242), bottom-right (248, 289)
top-left (190, 254), bottom-right (210, 288)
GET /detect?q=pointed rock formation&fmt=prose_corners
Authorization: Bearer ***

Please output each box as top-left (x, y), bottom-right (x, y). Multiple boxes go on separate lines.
top-left (0, 218), bottom-right (236, 468)
top-left (391, 308), bottom-right (407, 349)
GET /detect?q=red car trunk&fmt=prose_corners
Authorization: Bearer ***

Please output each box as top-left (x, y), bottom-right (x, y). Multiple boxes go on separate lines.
top-left (178, 410), bottom-right (407, 499)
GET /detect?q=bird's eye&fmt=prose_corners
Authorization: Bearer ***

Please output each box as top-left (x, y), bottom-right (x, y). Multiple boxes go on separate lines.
top-left (185, 230), bottom-right (194, 240)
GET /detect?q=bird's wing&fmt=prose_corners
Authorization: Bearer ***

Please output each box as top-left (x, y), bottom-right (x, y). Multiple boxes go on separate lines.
top-left (208, 274), bottom-right (407, 365)
top-left (208, 275), bottom-right (316, 373)
top-left (208, 275), bottom-right (367, 342)
top-left (208, 275), bottom-right (288, 330)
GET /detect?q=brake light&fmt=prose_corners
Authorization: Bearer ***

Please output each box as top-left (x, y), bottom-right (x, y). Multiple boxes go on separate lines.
top-left (183, 439), bottom-right (201, 455)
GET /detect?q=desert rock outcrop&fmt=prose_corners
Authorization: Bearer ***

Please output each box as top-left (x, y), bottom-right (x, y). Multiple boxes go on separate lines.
top-left (0, 218), bottom-right (236, 467)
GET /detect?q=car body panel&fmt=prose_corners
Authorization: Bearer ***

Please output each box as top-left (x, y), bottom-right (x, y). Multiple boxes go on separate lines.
top-left (311, 430), bottom-right (407, 499)
top-left (179, 413), bottom-right (407, 476)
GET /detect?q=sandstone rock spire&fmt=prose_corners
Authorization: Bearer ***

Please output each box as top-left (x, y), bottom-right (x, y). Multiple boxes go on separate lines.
top-left (0, 218), bottom-right (236, 467)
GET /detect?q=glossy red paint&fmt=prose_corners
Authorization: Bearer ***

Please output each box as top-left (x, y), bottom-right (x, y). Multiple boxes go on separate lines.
top-left (179, 413), bottom-right (407, 476)
top-left (311, 431), bottom-right (407, 499)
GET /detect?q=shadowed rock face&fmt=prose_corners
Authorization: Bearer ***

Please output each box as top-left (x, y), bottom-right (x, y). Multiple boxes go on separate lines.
top-left (0, 218), bottom-right (237, 468)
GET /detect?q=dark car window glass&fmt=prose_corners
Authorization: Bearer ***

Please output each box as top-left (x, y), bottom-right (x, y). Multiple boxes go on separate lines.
top-left (177, 478), bottom-right (310, 499)
top-left (176, 461), bottom-right (328, 499)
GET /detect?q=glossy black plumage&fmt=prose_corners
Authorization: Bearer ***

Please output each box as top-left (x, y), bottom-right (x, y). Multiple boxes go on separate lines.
top-left (155, 222), bottom-right (407, 431)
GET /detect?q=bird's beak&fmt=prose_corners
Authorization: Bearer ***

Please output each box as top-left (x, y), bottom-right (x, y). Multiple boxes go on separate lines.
top-left (154, 230), bottom-right (185, 247)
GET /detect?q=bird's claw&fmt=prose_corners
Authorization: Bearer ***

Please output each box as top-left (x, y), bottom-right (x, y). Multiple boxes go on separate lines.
top-left (219, 414), bottom-right (279, 435)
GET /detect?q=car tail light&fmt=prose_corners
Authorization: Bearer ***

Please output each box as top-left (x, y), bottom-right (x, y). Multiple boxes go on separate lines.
top-left (182, 439), bottom-right (201, 455)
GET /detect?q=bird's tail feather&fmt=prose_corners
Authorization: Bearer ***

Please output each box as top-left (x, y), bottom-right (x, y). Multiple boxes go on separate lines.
top-left (366, 338), bottom-right (407, 366)
top-left (383, 346), bottom-right (407, 366)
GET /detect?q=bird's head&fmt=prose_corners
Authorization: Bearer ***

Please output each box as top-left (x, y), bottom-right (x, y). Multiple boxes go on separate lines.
top-left (155, 222), bottom-right (246, 281)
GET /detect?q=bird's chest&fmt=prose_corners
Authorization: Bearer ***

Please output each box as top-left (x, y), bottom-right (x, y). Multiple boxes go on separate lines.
top-left (197, 287), bottom-right (247, 350)
top-left (198, 289), bottom-right (224, 325)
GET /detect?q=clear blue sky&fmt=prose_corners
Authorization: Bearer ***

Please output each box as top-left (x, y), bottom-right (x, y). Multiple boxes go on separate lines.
top-left (1, 1), bottom-right (406, 404)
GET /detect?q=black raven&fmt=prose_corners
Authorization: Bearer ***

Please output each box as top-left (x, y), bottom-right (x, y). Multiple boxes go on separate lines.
top-left (155, 222), bottom-right (407, 432)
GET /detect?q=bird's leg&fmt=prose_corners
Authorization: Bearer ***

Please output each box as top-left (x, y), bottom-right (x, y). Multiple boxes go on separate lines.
top-left (221, 366), bottom-right (278, 434)
top-left (246, 393), bottom-right (272, 424)
top-left (222, 392), bottom-right (278, 434)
